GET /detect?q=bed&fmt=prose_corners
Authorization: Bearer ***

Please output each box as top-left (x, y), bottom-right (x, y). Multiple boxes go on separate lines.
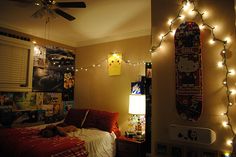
top-left (0, 108), bottom-right (120, 157)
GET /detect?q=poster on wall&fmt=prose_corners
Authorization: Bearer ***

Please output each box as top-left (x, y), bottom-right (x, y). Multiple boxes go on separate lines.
top-left (33, 46), bottom-right (47, 67)
top-left (0, 92), bottom-right (14, 112)
top-left (41, 93), bottom-right (62, 117)
top-left (33, 67), bottom-right (64, 92)
top-left (131, 81), bottom-right (144, 94)
top-left (63, 101), bottom-right (74, 114)
top-left (33, 46), bottom-right (75, 92)
top-left (13, 92), bottom-right (37, 111)
top-left (63, 72), bottom-right (75, 101)
top-left (108, 53), bottom-right (122, 76)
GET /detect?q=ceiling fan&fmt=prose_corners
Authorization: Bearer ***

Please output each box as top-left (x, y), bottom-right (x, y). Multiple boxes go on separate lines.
top-left (10, 0), bottom-right (86, 21)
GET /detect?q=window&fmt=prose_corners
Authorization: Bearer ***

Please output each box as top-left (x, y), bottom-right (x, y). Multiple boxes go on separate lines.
top-left (0, 36), bottom-right (33, 91)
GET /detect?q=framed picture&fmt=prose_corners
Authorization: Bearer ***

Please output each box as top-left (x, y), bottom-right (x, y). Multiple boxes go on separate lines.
top-left (157, 143), bottom-right (168, 155)
top-left (171, 146), bottom-right (183, 157)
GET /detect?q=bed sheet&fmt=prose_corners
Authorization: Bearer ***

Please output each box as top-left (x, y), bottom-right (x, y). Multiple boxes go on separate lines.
top-left (67, 128), bottom-right (116, 157)
top-left (29, 122), bottom-right (117, 157)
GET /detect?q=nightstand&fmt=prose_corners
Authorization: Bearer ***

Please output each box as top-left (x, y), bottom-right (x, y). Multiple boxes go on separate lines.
top-left (116, 136), bottom-right (146, 157)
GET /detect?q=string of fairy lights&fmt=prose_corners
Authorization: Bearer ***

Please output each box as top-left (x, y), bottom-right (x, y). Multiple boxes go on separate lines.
top-left (149, 0), bottom-right (234, 156)
top-left (75, 54), bottom-right (150, 72)
top-left (33, 43), bottom-right (149, 72)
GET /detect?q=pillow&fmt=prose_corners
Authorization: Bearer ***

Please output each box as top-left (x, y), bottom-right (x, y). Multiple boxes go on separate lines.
top-left (64, 108), bottom-right (89, 128)
top-left (83, 109), bottom-right (119, 133)
top-left (112, 122), bottom-right (121, 137)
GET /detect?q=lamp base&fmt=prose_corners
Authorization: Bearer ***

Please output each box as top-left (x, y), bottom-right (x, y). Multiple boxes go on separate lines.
top-left (125, 131), bottom-right (136, 138)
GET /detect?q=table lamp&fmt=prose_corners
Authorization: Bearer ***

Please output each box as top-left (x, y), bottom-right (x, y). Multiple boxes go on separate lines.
top-left (129, 94), bottom-right (146, 140)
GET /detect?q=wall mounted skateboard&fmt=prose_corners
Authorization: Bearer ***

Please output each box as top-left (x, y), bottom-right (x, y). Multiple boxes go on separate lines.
top-left (174, 21), bottom-right (202, 121)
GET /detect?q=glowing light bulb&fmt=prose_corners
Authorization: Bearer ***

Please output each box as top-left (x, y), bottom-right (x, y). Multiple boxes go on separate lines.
top-left (229, 102), bottom-right (233, 106)
top-left (217, 61), bottom-right (224, 68)
top-left (32, 41), bottom-right (37, 44)
top-left (224, 37), bottom-right (231, 43)
top-left (97, 64), bottom-right (101, 67)
top-left (188, 10), bottom-right (195, 16)
top-left (179, 15), bottom-right (185, 20)
top-left (222, 121), bottom-right (228, 127)
top-left (75, 69), bottom-right (78, 72)
top-left (92, 64), bottom-right (96, 67)
top-left (230, 89), bottom-right (236, 95)
top-left (221, 112), bottom-right (226, 116)
top-left (167, 18), bottom-right (173, 25)
top-left (85, 69), bottom-right (88, 71)
top-left (202, 10), bottom-right (209, 18)
top-left (223, 81), bottom-right (227, 86)
top-left (159, 33), bottom-right (164, 39)
top-left (209, 39), bottom-right (215, 45)
top-left (183, 1), bottom-right (191, 11)
top-left (226, 139), bottom-right (233, 146)
top-left (171, 30), bottom-right (176, 36)
top-left (229, 69), bottom-right (235, 76)
top-left (199, 24), bottom-right (205, 30)
top-left (213, 25), bottom-right (218, 31)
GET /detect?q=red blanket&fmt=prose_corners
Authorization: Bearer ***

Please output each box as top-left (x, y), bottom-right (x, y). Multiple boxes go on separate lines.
top-left (0, 128), bottom-right (88, 157)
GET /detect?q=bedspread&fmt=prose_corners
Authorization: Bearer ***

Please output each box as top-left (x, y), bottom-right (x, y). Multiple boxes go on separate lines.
top-left (0, 128), bottom-right (88, 157)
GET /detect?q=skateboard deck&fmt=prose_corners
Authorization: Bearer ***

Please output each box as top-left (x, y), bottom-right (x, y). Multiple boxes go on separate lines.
top-left (174, 21), bottom-right (202, 121)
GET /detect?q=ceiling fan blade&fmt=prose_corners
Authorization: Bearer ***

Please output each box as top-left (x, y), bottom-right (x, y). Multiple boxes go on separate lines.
top-left (54, 8), bottom-right (76, 21)
top-left (55, 2), bottom-right (86, 8)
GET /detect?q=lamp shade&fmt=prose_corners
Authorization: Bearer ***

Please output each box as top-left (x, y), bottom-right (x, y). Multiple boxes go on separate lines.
top-left (129, 94), bottom-right (146, 114)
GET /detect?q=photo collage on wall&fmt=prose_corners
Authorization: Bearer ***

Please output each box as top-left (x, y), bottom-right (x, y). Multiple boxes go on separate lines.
top-left (32, 45), bottom-right (75, 114)
top-left (0, 92), bottom-right (64, 126)
top-left (0, 45), bottom-right (75, 127)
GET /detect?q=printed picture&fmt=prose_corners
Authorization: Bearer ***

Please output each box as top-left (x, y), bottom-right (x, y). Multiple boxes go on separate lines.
top-left (13, 92), bottom-right (37, 111)
top-left (131, 81), bottom-right (144, 94)
top-left (42, 93), bottom-right (62, 117)
top-left (33, 46), bottom-right (46, 67)
top-left (145, 62), bottom-right (152, 78)
top-left (33, 67), bottom-right (64, 92)
top-left (33, 46), bottom-right (75, 92)
top-left (63, 101), bottom-right (74, 114)
top-left (63, 72), bottom-right (75, 101)
top-left (0, 92), bottom-right (14, 112)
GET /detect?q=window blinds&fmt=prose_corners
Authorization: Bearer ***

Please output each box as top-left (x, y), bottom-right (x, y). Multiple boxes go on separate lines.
top-left (0, 36), bottom-right (33, 92)
top-left (0, 43), bottom-right (29, 85)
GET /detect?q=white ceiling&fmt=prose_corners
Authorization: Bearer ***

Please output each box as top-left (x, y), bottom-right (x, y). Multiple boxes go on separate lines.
top-left (0, 0), bottom-right (151, 47)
